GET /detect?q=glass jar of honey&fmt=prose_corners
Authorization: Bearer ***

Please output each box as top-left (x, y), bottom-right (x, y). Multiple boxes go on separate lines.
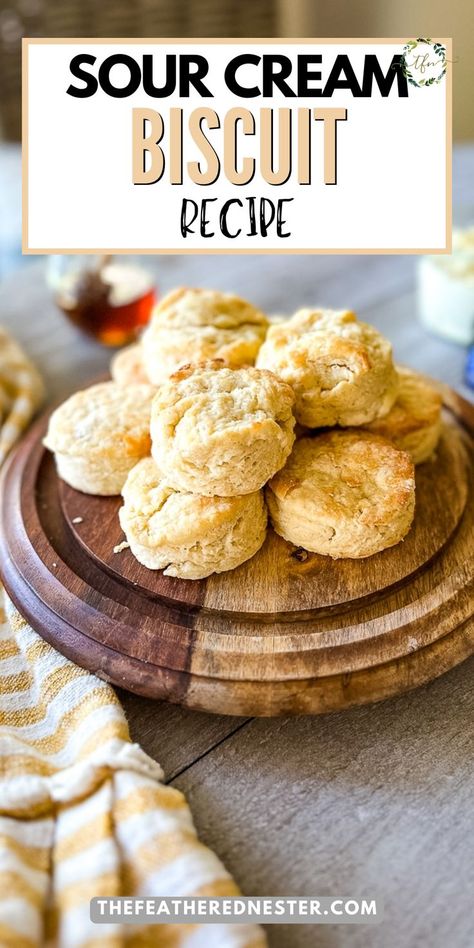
top-left (47, 255), bottom-right (157, 346)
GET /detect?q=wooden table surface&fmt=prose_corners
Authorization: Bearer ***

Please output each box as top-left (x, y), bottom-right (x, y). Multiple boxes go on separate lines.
top-left (1, 145), bottom-right (474, 947)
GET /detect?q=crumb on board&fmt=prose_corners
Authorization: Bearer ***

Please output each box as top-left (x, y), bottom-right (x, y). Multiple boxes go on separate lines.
top-left (52, 562), bottom-right (57, 568)
top-left (113, 541), bottom-right (130, 554)
top-left (72, 517), bottom-right (83, 524)
top-left (291, 547), bottom-right (308, 562)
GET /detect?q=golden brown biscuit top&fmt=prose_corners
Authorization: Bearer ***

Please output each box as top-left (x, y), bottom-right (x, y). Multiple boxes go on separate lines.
top-left (122, 457), bottom-right (262, 547)
top-left (261, 308), bottom-right (392, 379)
top-left (269, 431), bottom-right (415, 524)
top-left (286, 307), bottom-right (358, 331)
top-left (150, 287), bottom-right (268, 331)
top-left (370, 366), bottom-right (442, 438)
top-left (44, 381), bottom-right (155, 458)
top-left (152, 362), bottom-right (295, 441)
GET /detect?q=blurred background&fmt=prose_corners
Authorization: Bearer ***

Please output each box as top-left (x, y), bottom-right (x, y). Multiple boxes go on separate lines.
top-left (0, 0), bottom-right (473, 273)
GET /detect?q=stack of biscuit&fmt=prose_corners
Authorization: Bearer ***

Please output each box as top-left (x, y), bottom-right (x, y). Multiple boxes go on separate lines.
top-left (44, 288), bottom-right (443, 579)
top-left (256, 307), bottom-right (441, 559)
top-left (110, 287), bottom-right (269, 386)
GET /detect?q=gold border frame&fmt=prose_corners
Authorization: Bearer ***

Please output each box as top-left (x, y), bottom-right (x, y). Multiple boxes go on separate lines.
top-left (22, 37), bottom-right (452, 255)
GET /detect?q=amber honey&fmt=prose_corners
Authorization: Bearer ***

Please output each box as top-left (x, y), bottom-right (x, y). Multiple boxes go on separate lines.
top-left (55, 259), bottom-right (156, 346)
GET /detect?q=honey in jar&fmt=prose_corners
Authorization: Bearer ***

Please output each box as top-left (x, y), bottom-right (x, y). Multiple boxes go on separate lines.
top-left (50, 256), bottom-right (156, 346)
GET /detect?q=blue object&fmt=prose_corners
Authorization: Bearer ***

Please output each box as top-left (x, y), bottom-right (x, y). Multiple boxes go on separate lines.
top-left (465, 347), bottom-right (474, 389)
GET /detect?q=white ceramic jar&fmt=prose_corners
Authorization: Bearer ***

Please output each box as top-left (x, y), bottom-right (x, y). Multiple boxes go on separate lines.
top-left (418, 228), bottom-right (474, 345)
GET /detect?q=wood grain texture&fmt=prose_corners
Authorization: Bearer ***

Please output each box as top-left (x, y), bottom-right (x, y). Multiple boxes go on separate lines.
top-left (1, 387), bottom-right (473, 717)
top-left (117, 690), bottom-right (249, 782)
top-left (171, 655), bottom-right (474, 948)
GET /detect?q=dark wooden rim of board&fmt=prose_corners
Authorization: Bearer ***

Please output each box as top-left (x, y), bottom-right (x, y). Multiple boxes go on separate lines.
top-left (0, 379), bottom-right (473, 716)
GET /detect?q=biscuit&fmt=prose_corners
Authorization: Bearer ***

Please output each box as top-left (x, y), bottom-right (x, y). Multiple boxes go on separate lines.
top-left (119, 457), bottom-right (268, 579)
top-left (266, 430), bottom-right (415, 558)
top-left (256, 308), bottom-right (399, 427)
top-left (142, 287), bottom-right (269, 384)
top-left (363, 366), bottom-right (442, 464)
top-left (43, 381), bottom-right (156, 495)
top-left (110, 344), bottom-right (151, 386)
top-left (150, 361), bottom-right (295, 496)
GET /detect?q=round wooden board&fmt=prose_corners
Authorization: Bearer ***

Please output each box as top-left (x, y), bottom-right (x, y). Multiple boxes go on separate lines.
top-left (1, 383), bottom-right (473, 716)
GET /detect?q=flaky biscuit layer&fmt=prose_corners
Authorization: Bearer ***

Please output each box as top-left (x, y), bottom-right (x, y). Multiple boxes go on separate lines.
top-left (363, 366), bottom-right (442, 464)
top-left (267, 431), bottom-right (415, 558)
top-left (150, 362), bottom-right (295, 496)
top-left (142, 288), bottom-right (269, 384)
top-left (120, 457), bottom-right (268, 579)
top-left (256, 308), bottom-right (399, 427)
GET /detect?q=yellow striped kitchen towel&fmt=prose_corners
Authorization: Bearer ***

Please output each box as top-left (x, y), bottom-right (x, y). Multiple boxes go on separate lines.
top-left (0, 329), bottom-right (265, 947)
top-left (0, 328), bottom-right (45, 467)
top-left (0, 595), bottom-right (265, 948)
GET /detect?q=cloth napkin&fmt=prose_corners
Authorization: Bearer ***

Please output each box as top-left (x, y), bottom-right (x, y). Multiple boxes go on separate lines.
top-left (0, 330), bottom-right (265, 948)
top-left (0, 328), bottom-right (45, 467)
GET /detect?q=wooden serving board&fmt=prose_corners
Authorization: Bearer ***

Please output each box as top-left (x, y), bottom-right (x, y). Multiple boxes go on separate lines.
top-left (1, 384), bottom-right (473, 717)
